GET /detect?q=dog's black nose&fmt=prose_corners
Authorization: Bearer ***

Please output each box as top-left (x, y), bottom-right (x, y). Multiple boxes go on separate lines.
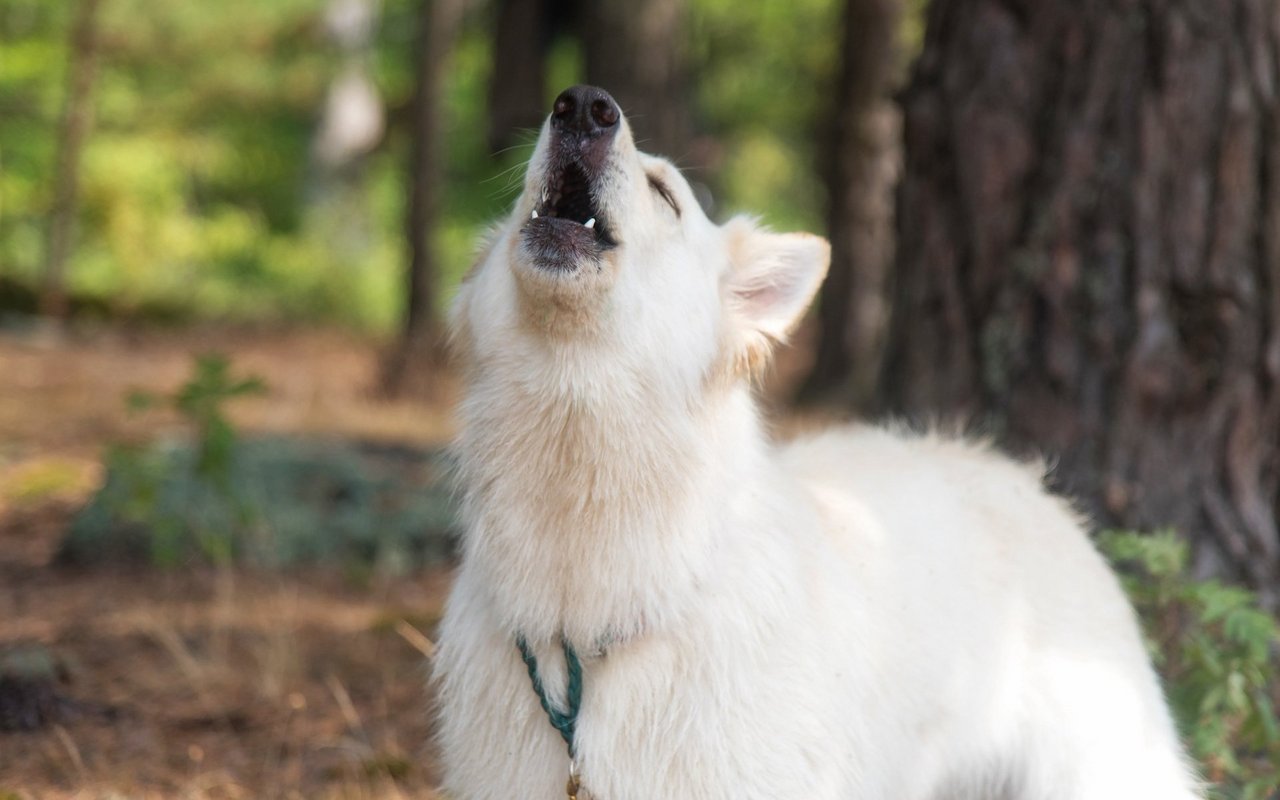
top-left (551, 85), bottom-right (620, 137)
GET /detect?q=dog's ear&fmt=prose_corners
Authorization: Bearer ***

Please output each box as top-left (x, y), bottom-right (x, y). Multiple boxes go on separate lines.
top-left (721, 216), bottom-right (830, 377)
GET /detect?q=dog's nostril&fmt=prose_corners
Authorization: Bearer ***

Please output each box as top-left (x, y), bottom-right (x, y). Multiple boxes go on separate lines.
top-left (553, 94), bottom-right (576, 123)
top-left (590, 99), bottom-right (618, 128)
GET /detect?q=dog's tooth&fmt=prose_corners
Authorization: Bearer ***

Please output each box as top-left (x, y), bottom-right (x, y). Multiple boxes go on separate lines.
top-left (585, 218), bottom-right (596, 229)
top-left (531, 210), bottom-right (538, 219)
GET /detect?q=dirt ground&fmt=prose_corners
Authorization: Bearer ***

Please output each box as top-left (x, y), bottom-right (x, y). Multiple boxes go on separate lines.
top-left (0, 324), bottom-right (456, 799)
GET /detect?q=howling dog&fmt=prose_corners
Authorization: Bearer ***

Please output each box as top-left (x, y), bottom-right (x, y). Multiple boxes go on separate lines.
top-left (434, 86), bottom-right (1201, 799)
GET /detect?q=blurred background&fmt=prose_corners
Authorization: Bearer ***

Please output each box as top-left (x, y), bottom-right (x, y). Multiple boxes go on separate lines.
top-left (1, 0), bottom-right (1278, 798)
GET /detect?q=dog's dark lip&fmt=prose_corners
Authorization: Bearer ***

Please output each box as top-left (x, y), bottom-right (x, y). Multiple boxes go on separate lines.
top-left (521, 216), bottom-right (608, 272)
top-left (525, 158), bottom-right (617, 252)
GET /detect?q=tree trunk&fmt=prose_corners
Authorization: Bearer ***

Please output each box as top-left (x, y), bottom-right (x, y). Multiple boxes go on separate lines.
top-left (581, 0), bottom-right (693, 164)
top-left (878, 0), bottom-right (1280, 604)
top-left (383, 0), bottom-right (465, 396)
top-left (799, 0), bottom-right (902, 407)
top-left (41, 0), bottom-right (104, 319)
top-left (487, 0), bottom-right (551, 154)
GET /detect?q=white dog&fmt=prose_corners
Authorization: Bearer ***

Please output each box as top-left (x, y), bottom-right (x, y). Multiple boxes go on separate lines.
top-left (433, 85), bottom-right (1201, 799)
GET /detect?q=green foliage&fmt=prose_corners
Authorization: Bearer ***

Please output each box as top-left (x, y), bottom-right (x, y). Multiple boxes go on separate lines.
top-left (63, 354), bottom-right (458, 570)
top-left (2, 0), bottom-right (404, 328)
top-left (1, 0), bottom-right (885, 328)
top-left (107, 354), bottom-right (268, 564)
top-left (160, 353), bottom-right (266, 483)
top-left (67, 434), bottom-right (460, 571)
top-left (1099, 531), bottom-right (1280, 800)
top-left (689, 0), bottom-right (838, 230)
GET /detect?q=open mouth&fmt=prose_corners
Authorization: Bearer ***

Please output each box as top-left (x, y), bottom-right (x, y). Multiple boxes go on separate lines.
top-left (525, 161), bottom-right (615, 255)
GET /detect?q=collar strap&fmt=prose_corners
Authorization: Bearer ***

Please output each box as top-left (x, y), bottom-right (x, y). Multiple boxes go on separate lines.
top-left (516, 635), bottom-right (583, 754)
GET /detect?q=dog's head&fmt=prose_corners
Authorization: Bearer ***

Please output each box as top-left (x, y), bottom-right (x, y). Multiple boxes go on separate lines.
top-left (452, 85), bottom-right (830, 394)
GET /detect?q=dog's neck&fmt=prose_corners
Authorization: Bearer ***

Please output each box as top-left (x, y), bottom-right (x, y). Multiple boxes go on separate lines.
top-left (454, 365), bottom-right (769, 648)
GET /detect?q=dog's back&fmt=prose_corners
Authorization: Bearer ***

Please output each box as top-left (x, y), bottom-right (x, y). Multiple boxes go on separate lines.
top-left (783, 426), bottom-right (1200, 798)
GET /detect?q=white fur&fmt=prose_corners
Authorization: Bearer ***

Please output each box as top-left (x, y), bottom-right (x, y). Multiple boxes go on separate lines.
top-left (433, 110), bottom-right (1202, 799)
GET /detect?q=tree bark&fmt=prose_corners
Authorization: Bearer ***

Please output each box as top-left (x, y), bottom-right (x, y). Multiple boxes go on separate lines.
top-left (581, 0), bottom-right (693, 164)
top-left (878, 0), bottom-right (1280, 604)
top-left (799, 0), bottom-right (902, 407)
top-left (384, 0), bottom-right (465, 396)
top-left (41, 0), bottom-right (104, 319)
top-left (487, 0), bottom-right (551, 154)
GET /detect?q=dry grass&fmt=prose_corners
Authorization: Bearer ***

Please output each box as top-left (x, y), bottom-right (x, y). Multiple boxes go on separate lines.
top-left (0, 325), bottom-right (457, 798)
top-left (0, 324), bottom-right (455, 462)
top-left (0, 547), bottom-right (451, 798)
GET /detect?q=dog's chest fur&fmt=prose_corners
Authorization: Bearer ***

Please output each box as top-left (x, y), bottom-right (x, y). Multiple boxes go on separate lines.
top-left (436, 387), bottom-right (869, 799)
top-left (451, 364), bottom-right (748, 647)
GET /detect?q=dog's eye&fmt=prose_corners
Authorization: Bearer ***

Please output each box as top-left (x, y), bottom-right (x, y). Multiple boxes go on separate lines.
top-left (646, 174), bottom-right (681, 218)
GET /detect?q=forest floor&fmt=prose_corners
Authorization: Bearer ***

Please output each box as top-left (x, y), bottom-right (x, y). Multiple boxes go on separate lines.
top-left (0, 324), bottom-right (456, 799)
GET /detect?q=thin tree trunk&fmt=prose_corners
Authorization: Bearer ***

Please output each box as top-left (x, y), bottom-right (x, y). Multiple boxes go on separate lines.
top-left (880, 0), bottom-right (1280, 605)
top-left (41, 0), bottom-right (104, 319)
top-left (799, 0), bottom-right (902, 407)
top-left (384, 0), bottom-right (465, 396)
top-left (581, 0), bottom-right (693, 164)
top-left (487, 0), bottom-right (550, 154)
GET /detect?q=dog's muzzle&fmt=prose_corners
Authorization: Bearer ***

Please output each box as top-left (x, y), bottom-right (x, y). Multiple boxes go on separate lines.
top-left (522, 85), bottom-right (621, 269)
